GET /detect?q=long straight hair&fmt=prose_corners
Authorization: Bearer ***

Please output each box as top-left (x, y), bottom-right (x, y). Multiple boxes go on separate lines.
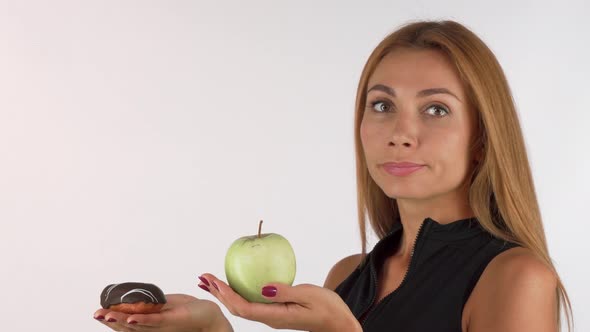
top-left (353, 20), bottom-right (573, 331)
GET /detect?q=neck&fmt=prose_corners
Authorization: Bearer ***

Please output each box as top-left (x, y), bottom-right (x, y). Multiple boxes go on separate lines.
top-left (394, 190), bottom-right (474, 261)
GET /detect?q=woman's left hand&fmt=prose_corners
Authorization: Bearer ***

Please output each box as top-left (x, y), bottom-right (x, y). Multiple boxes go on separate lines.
top-left (198, 273), bottom-right (361, 332)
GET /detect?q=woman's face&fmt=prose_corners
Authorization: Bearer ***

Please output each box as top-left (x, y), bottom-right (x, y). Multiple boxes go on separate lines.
top-left (360, 48), bottom-right (478, 202)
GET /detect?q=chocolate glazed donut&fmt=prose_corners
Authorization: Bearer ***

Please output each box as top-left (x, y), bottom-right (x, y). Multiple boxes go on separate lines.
top-left (101, 282), bottom-right (167, 314)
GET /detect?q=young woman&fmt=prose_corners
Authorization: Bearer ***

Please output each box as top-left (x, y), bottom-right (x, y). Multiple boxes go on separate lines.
top-left (94, 19), bottom-right (573, 332)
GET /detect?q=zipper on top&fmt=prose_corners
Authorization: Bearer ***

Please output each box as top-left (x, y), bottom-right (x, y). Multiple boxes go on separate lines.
top-left (358, 218), bottom-right (432, 327)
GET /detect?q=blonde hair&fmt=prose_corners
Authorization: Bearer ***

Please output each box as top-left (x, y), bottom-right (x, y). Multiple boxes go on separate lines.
top-left (353, 19), bottom-right (573, 331)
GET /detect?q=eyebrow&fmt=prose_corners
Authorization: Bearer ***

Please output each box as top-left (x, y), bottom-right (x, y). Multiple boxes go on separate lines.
top-left (367, 84), bottom-right (462, 103)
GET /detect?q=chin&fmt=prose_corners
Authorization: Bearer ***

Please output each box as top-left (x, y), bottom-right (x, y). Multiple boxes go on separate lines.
top-left (384, 192), bottom-right (427, 200)
top-left (380, 185), bottom-right (428, 200)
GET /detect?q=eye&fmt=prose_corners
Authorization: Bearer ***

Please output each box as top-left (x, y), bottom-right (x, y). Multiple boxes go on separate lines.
top-left (424, 104), bottom-right (450, 117)
top-left (370, 100), bottom-right (391, 113)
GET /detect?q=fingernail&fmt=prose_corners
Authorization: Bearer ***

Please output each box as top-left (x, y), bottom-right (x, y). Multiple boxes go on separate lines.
top-left (198, 276), bottom-right (210, 287)
top-left (198, 284), bottom-right (210, 292)
top-left (107, 318), bottom-right (117, 322)
top-left (262, 286), bottom-right (277, 297)
top-left (94, 315), bottom-right (105, 321)
top-left (128, 320), bottom-right (138, 325)
top-left (212, 280), bottom-right (219, 291)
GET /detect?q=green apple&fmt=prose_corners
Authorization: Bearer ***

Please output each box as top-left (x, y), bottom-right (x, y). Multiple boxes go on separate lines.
top-left (224, 220), bottom-right (296, 303)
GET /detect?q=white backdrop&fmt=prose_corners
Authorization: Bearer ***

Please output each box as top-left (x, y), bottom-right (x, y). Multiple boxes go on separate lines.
top-left (1, 1), bottom-right (588, 331)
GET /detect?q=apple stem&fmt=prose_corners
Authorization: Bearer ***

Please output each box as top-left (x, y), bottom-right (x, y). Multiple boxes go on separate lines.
top-left (258, 220), bottom-right (263, 238)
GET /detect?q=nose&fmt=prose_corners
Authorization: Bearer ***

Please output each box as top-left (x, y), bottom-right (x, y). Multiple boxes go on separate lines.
top-left (388, 112), bottom-right (418, 148)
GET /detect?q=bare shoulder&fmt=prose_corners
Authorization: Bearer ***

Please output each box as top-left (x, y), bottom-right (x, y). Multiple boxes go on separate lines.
top-left (485, 246), bottom-right (557, 293)
top-left (323, 253), bottom-right (363, 291)
top-left (467, 246), bottom-right (558, 332)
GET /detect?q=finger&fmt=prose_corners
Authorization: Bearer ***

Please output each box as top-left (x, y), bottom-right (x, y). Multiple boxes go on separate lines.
top-left (126, 312), bottom-right (165, 327)
top-left (102, 316), bottom-right (141, 332)
top-left (104, 310), bottom-right (130, 324)
top-left (199, 273), bottom-right (251, 317)
top-left (260, 282), bottom-right (315, 306)
top-left (102, 323), bottom-right (140, 332)
top-left (199, 273), bottom-right (297, 322)
top-left (126, 298), bottom-right (210, 328)
top-left (197, 273), bottom-right (218, 296)
top-left (202, 275), bottom-right (309, 330)
top-left (94, 308), bottom-right (110, 321)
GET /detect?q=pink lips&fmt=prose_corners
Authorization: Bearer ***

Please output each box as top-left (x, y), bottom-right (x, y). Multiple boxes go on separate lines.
top-left (381, 162), bottom-right (425, 176)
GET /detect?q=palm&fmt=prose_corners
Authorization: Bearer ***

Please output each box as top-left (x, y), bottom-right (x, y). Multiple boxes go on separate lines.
top-left (156, 294), bottom-right (221, 328)
top-left (94, 293), bottom-right (223, 332)
top-left (163, 294), bottom-right (202, 307)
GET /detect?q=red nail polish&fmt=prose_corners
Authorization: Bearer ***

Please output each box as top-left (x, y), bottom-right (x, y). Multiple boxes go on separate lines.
top-left (212, 281), bottom-right (219, 291)
top-left (262, 286), bottom-right (277, 297)
top-left (107, 318), bottom-right (117, 322)
top-left (199, 284), bottom-right (210, 292)
top-left (94, 315), bottom-right (105, 320)
top-left (128, 320), bottom-right (138, 325)
top-left (198, 276), bottom-right (210, 287)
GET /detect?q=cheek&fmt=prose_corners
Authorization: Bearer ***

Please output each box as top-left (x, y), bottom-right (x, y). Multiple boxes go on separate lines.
top-left (360, 120), bottom-right (382, 170)
top-left (359, 119), bottom-right (373, 150)
top-left (425, 129), bottom-right (471, 177)
top-left (360, 117), bottom-right (385, 145)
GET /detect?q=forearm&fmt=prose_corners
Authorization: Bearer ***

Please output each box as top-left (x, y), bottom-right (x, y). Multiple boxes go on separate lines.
top-left (329, 316), bottom-right (362, 332)
top-left (203, 314), bottom-right (233, 332)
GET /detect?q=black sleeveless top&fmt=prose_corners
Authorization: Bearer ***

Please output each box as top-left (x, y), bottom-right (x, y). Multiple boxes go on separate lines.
top-left (334, 217), bottom-right (521, 332)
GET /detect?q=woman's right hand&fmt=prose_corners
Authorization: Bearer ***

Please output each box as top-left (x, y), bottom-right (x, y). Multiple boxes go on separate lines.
top-left (93, 293), bottom-right (233, 332)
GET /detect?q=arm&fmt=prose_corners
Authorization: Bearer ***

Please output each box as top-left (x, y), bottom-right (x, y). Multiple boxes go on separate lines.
top-left (204, 311), bottom-right (234, 332)
top-left (468, 248), bottom-right (558, 332)
top-left (94, 294), bottom-right (234, 332)
top-left (197, 254), bottom-right (364, 332)
top-left (322, 254), bottom-right (363, 331)
top-left (323, 254), bottom-right (362, 291)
